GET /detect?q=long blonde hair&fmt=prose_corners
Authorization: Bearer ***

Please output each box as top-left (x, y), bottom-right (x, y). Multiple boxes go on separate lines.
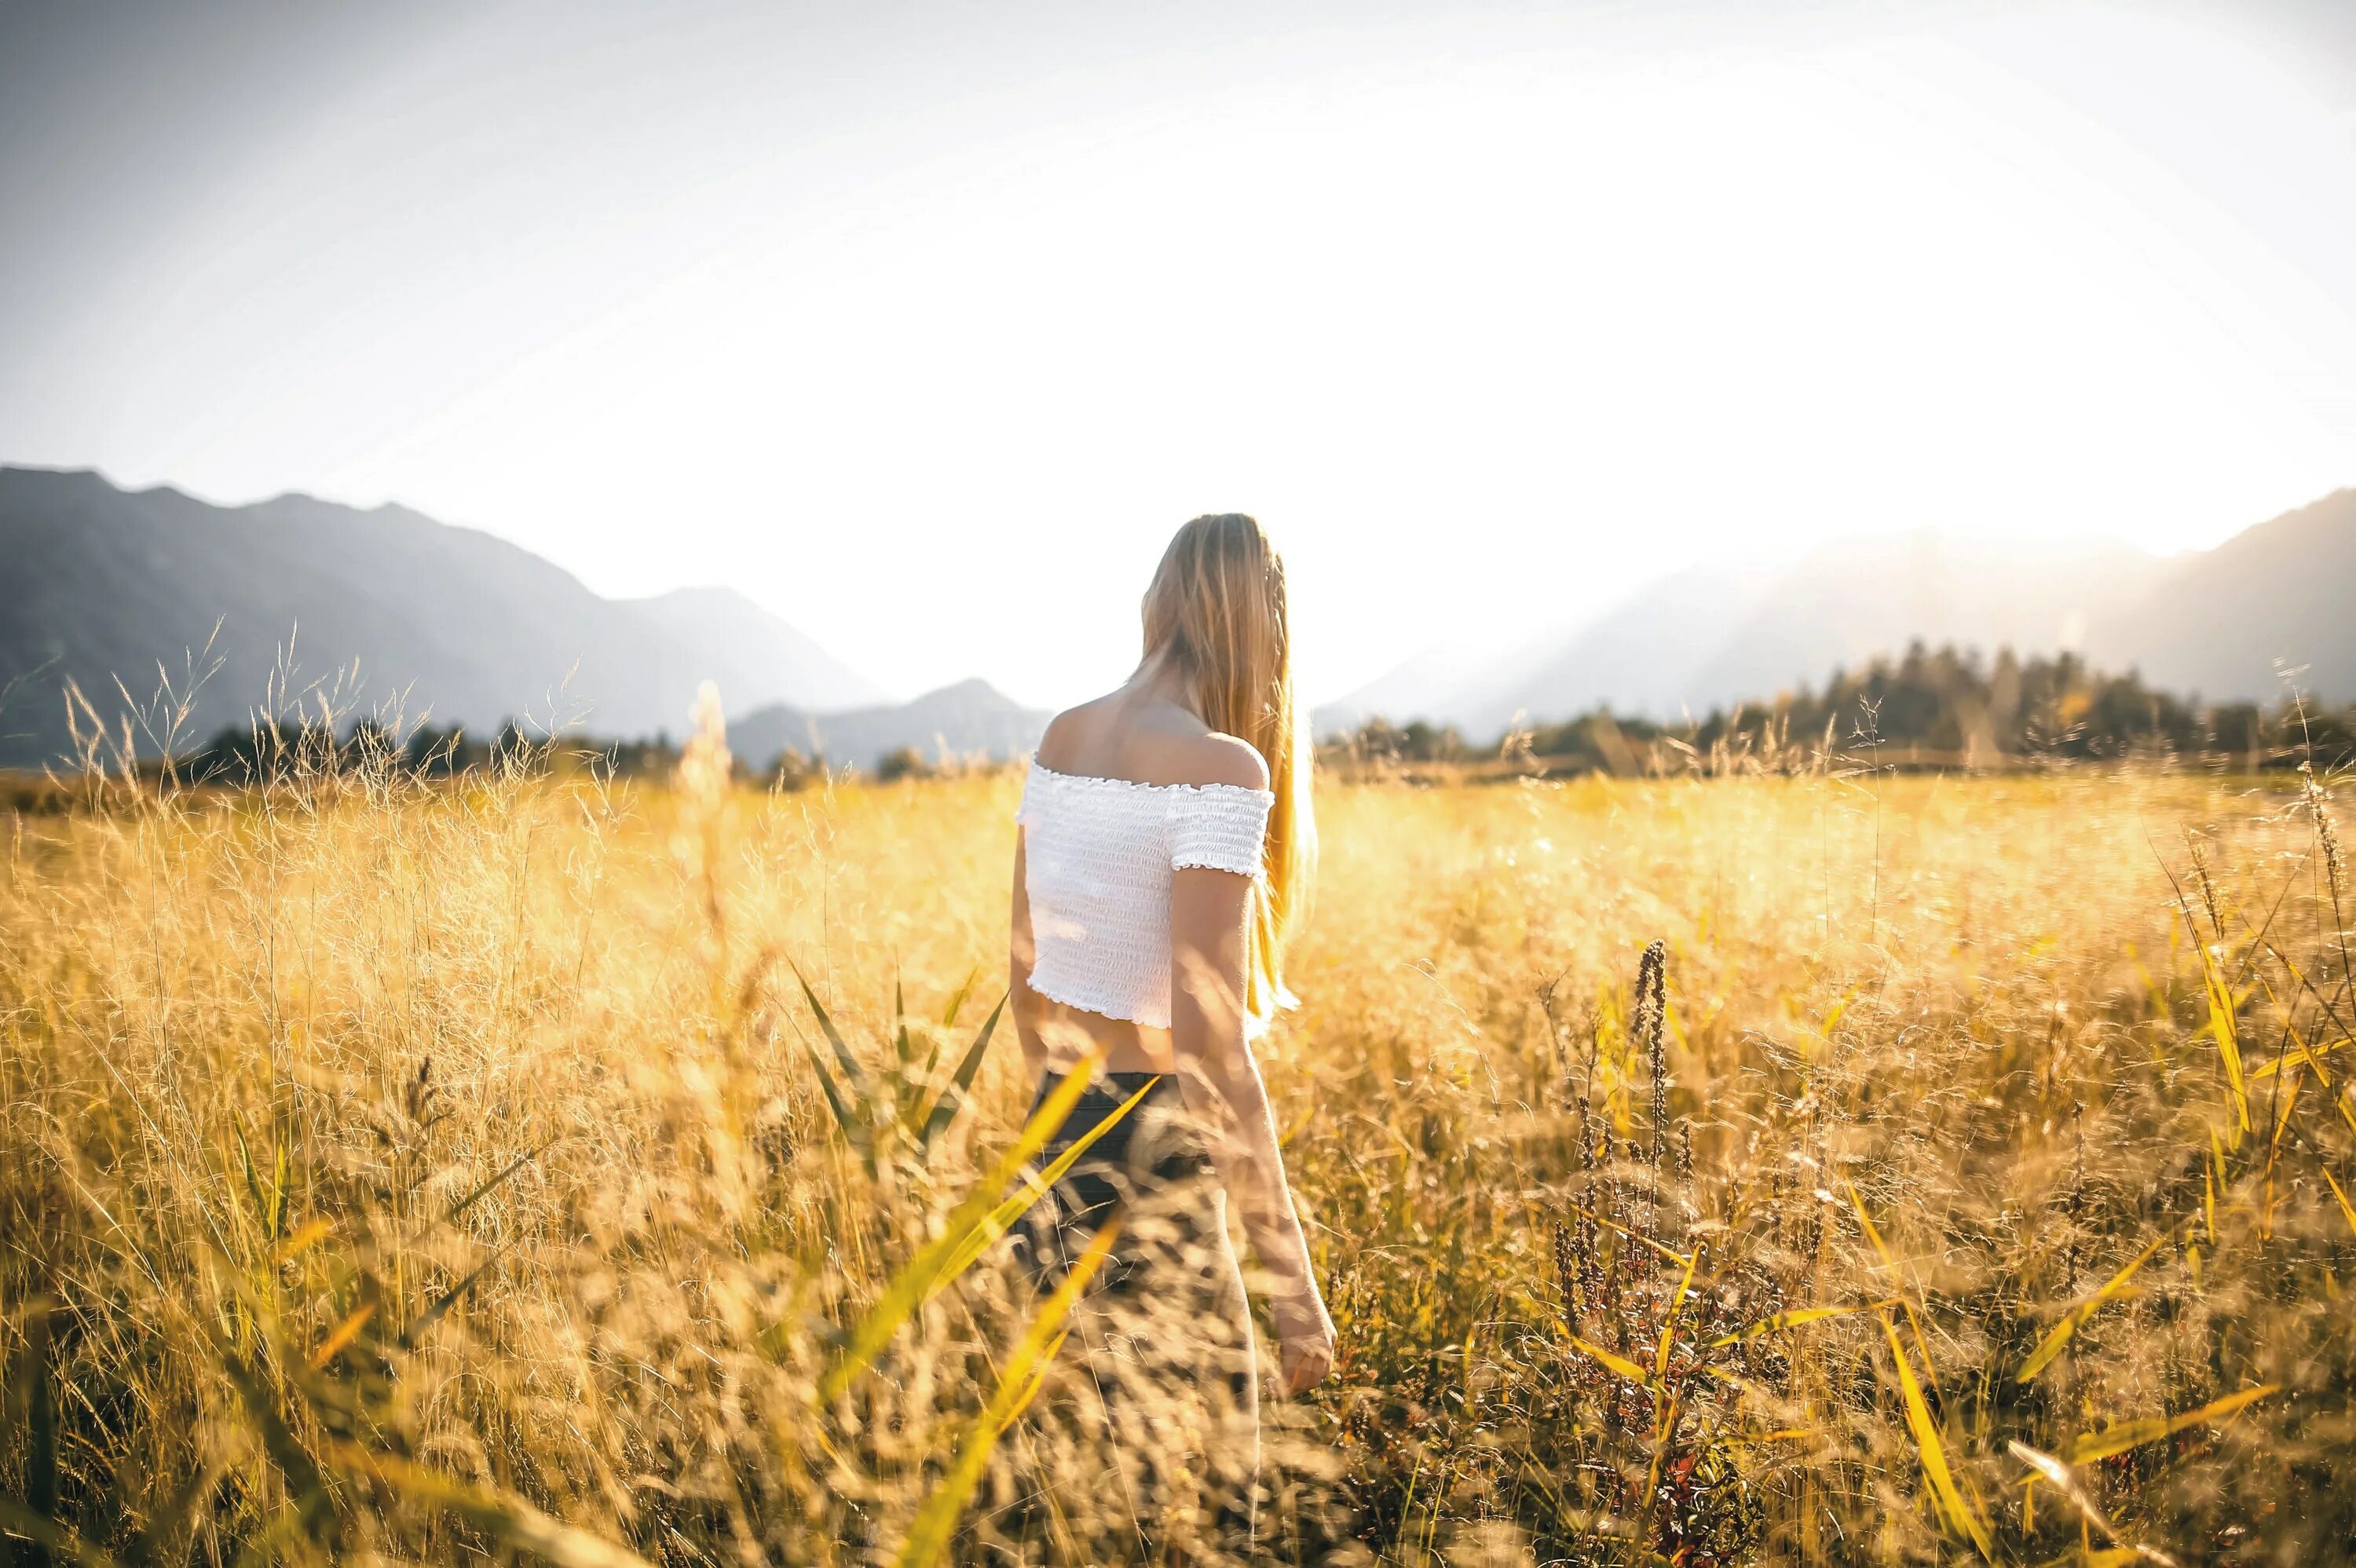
top-left (1140, 514), bottom-right (1315, 1029)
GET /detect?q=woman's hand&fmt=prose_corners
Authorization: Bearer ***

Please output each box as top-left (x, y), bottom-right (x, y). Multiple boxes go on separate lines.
top-left (1278, 1327), bottom-right (1335, 1396)
top-left (1272, 1288), bottom-right (1337, 1395)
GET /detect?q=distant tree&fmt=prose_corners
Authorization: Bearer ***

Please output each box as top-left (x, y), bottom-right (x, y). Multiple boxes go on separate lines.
top-left (1524, 711), bottom-right (1667, 770)
top-left (876, 746), bottom-right (931, 783)
top-left (401, 722), bottom-right (477, 777)
top-left (188, 723), bottom-right (272, 785)
top-left (152, 649), bottom-right (2354, 792)
top-left (570, 736), bottom-right (680, 780)
top-left (1363, 645), bottom-right (2353, 776)
top-left (1684, 645), bottom-right (2230, 764)
top-left (1328, 717), bottom-right (1472, 766)
top-left (344, 719), bottom-right (397, 769)
top-left (770, 748), bottom-right (821, 792)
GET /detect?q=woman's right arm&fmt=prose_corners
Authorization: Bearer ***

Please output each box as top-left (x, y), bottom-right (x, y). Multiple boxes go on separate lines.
top-left (1169, 861), bottom-right (1336, 1394)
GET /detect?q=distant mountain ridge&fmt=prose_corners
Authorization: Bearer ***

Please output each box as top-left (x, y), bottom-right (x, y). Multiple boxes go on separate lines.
top-left (2087, 488), bottom-right (2356, 706)
top-left (730, 679), bottom-right (1049, 771)
top-left (1320, 489), bottom-right (2356, 737)
top-left (15, 464), bottom-right (2347, 770)
top-left (0, 465), bottom-right (891, 768)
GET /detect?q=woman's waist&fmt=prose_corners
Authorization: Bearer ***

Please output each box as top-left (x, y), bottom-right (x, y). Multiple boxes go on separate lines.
top-left (1030, 1069), bottom-right (1184, 1119)
top-left (1026, 1069), bottom-right (1200, 1163)
top-left (1027, 988), bottom-right (1176, 1076)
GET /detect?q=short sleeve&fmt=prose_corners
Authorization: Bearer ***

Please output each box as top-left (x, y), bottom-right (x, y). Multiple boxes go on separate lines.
top-left (1169, 786), bottom-right (1273, 876)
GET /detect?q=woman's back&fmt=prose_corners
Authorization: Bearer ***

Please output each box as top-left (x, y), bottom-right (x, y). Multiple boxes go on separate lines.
top-left (1017, 693), bottom-right (1271, 1074)
top-left (1020, 696), bottom-right (1272, 1044)
top-left (1034, 688), bottom-right (1271, 791)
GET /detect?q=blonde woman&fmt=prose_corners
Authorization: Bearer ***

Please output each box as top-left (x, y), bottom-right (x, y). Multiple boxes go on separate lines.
top-left (1009, 514), bottom-right (1336, 1552)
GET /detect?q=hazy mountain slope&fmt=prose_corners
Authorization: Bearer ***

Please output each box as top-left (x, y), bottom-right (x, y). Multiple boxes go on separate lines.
top-left (1315, 645), bottom-right (1509, 739)
top-left (624, 587), bottom-right (887, 714)
top-left (1321, 524), bottom-right (2211, 736)
top-left (0, 466), bottom-right (881, 766)
top-left (729, 678), bottom-right (1048, 769)
top-left (1316, 599), bottom-right (1653, 737)
top-left (2087, 488), bottom-right (2356, 703)
top-left (1315, 570), bottom-right (1756, 738)
top-left (1462, 564), bottom-right (1778, 734)
top-left (1673, 532), bottom-right (2157, 716)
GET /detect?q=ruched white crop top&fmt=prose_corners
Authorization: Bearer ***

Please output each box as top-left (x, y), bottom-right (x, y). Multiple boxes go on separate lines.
top-left (1015, 760), bottom-right (1274, 1029)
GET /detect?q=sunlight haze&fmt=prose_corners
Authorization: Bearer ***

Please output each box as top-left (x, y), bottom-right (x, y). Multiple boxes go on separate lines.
top-left (5, 0), bottom-right (2352, 707)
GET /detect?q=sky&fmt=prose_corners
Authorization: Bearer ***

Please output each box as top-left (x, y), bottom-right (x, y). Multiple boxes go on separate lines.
top-left (5, 0), bottom-right (2354, 708)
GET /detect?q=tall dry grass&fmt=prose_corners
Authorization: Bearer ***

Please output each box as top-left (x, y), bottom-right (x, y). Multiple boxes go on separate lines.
top-left (4, 722), bottom-right (2353, 1563)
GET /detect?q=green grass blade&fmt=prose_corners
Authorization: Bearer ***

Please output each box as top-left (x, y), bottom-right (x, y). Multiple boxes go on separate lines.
top-left (219, 1349), bottom-right (335, 1539)
top-left (2062, 1383), bottom-right (2277, 1464)
top-left (1562, 1331), bottom-right (1652, 1387)
top-left (1878, 1310), bottom-right (1989, 1558)
top-left (1847, 1183), bottom-right (1944, 1394)
top-left (271, 1133), bottom-right (288, 1241)
top-left (895, 1219), bottom-right (1121, 1568)
top-left (129, 1454), bottom-right (222, 1567)
top-left (234, 1117), bottom-right (268, 1241)
top-left (801, 1036), bottom-right (874, 1162)
top-left (1655, 1240), bottom-right (1703, 1377)
top-left (2200, 942), bottom-right (2251, 1134)
top-left (792, 962), bottom-right (869, 1094)
top-left (2015, 1228), bottom-right (2171, 1384)
top-left (931, 1074), bottom-right (1159, 1282)
top-left (11, 1298), bottom-right (58, 1533)
top-left (401, 1250), bottom-right (503, 1349)
top-left (448, 1137), bottom-right (554, 1222)
top-left (941, 966), bottom-right (979, 1028)
top-left (920, 992), bottom-right (1008, 1153)
top-left (817, 1059), bottom-right (1109, 1401)
top-left (0, 1499), bottom-right (120, 1568)
top-left (340, 1447), bottom-right (654, 1568)
top-left (2324, 1164), bottom-right (2356, 1237)
top-left (1710, 1300), bottom-right (1889, 1347)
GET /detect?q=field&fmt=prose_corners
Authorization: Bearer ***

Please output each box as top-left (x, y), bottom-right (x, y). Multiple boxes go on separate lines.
top-left (5, 734), bottom-right (2354, 1564)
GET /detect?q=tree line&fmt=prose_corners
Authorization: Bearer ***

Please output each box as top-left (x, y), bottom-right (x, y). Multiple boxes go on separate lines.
top-left (51, 643), bottom-right (2352, 788)
top-left (1327, 645), bottom-right (2353, 773)
top-left (168, 718), bottom-right (941, 789)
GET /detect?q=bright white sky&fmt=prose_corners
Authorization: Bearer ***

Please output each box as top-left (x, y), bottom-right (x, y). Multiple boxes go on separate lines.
top-left (4, 0), bottom-right (2353, 707)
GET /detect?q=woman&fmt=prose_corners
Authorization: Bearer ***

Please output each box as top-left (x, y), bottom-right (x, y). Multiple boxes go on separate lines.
top-left (1008, 514), bottom-right (1337, 1555)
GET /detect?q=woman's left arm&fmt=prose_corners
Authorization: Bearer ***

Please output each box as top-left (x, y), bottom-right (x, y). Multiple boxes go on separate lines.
top-left (1008, 831), bottom-right (1048, 1085)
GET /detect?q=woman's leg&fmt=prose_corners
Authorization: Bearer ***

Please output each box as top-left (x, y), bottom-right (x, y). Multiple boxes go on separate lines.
top-left (1202, 1190), bottom-right (1261, 1552)
top-left (1118, 1099), bottom-right (1261, 1556)
top-left (1012, 1076), bottom-right (1264, 1557)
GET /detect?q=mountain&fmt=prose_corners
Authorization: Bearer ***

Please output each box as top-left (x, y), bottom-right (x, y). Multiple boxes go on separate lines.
top-left (730, 678), bottom-right (1048, 770)
top-left (618, 586), bottom-right (884, 716)
top-left (2085, 488), bottom-right (2356, 704)
top-left (1321, 492), bottom-right (2354, 737)
top-left (0, 465), bottom-right (887, 767)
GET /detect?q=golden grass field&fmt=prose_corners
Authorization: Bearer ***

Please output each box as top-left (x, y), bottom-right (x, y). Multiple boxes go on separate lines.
top-left (5, 736), bottom-right (2353, 1564)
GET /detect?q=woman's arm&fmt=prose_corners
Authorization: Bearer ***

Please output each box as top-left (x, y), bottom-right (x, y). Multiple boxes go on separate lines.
top-left (1009, 831), bottom-right (1048, 1085)
top-left (1169, 862), bottom-right (1336, 1394)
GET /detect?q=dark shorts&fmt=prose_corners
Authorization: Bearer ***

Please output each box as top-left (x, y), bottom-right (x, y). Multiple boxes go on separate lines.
top-left (1012, 1072), bottom-right (1260, 1555)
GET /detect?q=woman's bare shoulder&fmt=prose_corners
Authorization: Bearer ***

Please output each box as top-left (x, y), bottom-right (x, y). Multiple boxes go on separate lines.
top-left (1033, 695), bottom-right (1129, 773)
top-left (1033, 707), bottom-right (1083, 772)
top-left (1033, 692), bottom-right (1267, 790)
top-left (1161, 729), bottom-right (1270, 791)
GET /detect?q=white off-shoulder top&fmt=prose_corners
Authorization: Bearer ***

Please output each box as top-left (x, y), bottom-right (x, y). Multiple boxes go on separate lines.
top-left (1015, 759), bottom-right (1274, 1029)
